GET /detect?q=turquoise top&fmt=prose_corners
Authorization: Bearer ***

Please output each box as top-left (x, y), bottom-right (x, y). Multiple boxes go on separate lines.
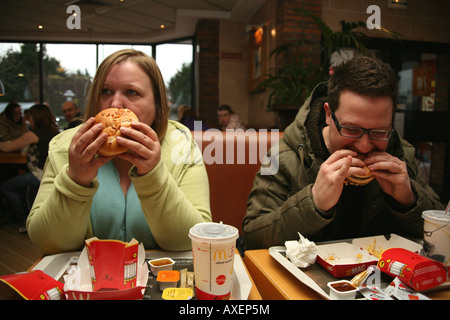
top-left (91, 161), bottom-right (159, 249)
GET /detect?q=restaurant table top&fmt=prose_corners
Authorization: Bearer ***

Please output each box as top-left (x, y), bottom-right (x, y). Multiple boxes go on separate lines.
top-left (244, 249), bottom-right (450, 300)
top-left (0, 152), bottom-right (27, 164)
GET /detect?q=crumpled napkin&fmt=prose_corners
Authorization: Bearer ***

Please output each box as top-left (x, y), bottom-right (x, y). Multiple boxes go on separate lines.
top-left (285, 233), bottom-right (318, 268)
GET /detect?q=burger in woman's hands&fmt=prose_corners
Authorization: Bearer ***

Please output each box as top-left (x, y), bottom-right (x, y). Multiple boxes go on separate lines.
top-left (94, 108), bottom-right (138, 156)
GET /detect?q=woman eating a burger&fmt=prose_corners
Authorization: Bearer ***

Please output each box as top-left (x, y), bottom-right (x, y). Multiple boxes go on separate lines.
top-left (27, 49), bottom-right (211, 255)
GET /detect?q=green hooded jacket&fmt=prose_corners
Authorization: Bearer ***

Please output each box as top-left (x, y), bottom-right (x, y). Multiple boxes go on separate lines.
top-left (243, 82), bottom-right (443, 250)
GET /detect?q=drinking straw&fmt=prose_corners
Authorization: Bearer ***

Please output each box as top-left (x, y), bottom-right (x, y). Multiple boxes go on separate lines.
top-left (444, 200), bottom-right (450, 215)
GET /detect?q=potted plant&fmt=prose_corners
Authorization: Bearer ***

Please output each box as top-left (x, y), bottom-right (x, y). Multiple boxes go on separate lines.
top-left (252, 10), bottom-right (400, 129)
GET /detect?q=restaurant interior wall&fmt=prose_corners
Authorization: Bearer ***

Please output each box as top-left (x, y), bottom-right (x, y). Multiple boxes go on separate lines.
top-left (243, 0), bottom-right (324, 130)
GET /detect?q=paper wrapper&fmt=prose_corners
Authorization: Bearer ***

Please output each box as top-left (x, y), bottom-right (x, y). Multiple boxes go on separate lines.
top-left (285, 233), bottom-right (317, 268)
top-left (64, 237), bottom-right (148, 300)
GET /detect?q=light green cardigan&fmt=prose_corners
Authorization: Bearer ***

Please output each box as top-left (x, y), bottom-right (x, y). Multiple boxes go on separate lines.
top-left (27, 120), bottom-right (211, 255)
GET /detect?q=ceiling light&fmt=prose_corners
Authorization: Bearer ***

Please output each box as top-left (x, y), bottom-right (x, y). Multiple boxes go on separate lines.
top-left (38, 25), bottom-right (43, 29)
top-left (388, 0), bottom-right (407, 9)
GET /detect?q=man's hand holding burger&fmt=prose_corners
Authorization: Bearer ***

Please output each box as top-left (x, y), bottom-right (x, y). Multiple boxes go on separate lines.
top-left (312, 149), bottom-right (415, 213)
top-left (365, 151), bottom-right (416, 207)
top-left (312, 149), bottom-right (367, 212)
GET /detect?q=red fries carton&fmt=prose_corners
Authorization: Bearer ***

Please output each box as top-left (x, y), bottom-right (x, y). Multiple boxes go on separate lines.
top-left (316, 242), bottom-right (378, 278)
top-left (0, 270), bottom-right (64, 300)
top-left (64, 237), bottom-right (148, 300)
top-left (377, 248), bottom-right (448, 291)
top-left (86, 238), bottom-right (139, 291)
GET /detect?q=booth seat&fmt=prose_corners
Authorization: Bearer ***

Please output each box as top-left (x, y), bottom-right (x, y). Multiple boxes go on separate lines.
top-left (192, 129), bottom-right (283, 234)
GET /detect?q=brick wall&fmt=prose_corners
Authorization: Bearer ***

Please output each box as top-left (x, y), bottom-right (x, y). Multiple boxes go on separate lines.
top-left (195, 0), bottom-right (324, 129)
top-left (195, 19), bottom-right (220, 128)
top-left (275, 0), bottom-right (322, 66)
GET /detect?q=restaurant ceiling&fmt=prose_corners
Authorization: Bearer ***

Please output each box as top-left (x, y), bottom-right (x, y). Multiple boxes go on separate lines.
top-left (0, 0), bottom-right (265, 44)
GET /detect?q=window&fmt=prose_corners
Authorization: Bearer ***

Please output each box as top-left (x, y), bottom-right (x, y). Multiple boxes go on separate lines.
top-left (0, 42), bottom-right (41, 113)
top-left (155, 42), bottom-right (193, 119)
top-left (44, 43), bottom-right (96, 127)
top-left (98, 44), bottom-right (153, 63)
top-left (1, 40), bottom-right (194, 128)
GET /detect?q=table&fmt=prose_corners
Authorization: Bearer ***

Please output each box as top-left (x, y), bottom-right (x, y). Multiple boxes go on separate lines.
top-left (0, 152), bottom-right (27, 164)
top-left (244, 249), bottom-right (450, 300)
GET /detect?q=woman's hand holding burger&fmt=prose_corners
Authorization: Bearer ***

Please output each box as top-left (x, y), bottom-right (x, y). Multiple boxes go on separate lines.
top-left (67, 108), bottom-right (161, 187)
top-left (93, 107), bottom-right (161, 176)
top-left (115, 122), bottom-right (161, 176)
top-left (67, 117), bottom-right (114, 187)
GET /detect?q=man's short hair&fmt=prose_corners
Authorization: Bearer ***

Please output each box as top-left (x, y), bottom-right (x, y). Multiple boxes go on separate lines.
top-left (328, 55), bottom-right (398, 113)
top-left (218, 104), bottom-right (234, 114)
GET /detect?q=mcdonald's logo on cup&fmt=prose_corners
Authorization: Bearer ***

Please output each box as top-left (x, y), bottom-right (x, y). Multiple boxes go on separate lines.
top-left (189, 222), bottom-right (239, 300)
top-left (213, 247), bottom-right (234, 262)
top-left (214, 249), bottom-right (226, 261)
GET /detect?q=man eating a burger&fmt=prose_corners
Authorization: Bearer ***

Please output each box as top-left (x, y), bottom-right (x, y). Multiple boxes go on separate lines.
top-left (243, 55), bottom-right (444, 249)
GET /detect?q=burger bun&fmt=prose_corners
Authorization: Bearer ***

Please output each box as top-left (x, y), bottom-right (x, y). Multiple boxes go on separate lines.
top-left (94, 108), bottom-right (139, 156)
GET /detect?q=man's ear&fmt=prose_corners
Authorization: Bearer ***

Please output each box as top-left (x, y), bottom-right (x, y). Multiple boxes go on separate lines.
top-left (324, 102), bottom-right (332, 126)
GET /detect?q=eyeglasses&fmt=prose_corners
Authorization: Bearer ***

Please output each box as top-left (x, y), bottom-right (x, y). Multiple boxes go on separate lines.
top-left (329, 108), bottom-right (393, 141)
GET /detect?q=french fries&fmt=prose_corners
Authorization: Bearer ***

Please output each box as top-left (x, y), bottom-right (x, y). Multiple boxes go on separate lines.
top-left (365, 239), bottom-right (384, 259)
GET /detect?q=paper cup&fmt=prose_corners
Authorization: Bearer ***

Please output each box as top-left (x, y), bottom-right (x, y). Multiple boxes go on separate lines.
top-left (422, 210), bottom-right (450, 266)
top-left (188, 222), bottom-right (239, 300)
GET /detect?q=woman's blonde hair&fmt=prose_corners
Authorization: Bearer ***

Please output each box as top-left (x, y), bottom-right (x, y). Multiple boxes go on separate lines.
top-left (84, 49), bottom-right (169, 140)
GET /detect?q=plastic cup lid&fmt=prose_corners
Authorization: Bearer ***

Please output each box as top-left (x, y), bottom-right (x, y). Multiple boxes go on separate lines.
top-left (422, 210), bottom-right (450, 224)
top-left (189, 222), bottom-right (238, 243)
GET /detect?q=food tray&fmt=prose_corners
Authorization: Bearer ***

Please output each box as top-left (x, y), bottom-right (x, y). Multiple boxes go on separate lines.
top-left (269, 234), bottom-right (422, 299)
top-left (32, 250), bottom-right (252, 300)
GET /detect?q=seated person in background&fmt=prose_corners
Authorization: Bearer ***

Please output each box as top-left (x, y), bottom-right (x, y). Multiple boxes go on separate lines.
top-left (217, 104), bottom-right (246, 131)
top-left (177, 105), bottom-right (209, 131)
top-left (23, 109), bottom-right (31, 128)
top-left (27, 49), bottom-right (211, 255)
top-left (62, 101), bottom-right (83, 129)
top-left (243, 55), bottom-right (444, 250)
top-left (0, 104), bottom-right (59, 231)
top-left (0, 102), bottom-right (28, 142)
